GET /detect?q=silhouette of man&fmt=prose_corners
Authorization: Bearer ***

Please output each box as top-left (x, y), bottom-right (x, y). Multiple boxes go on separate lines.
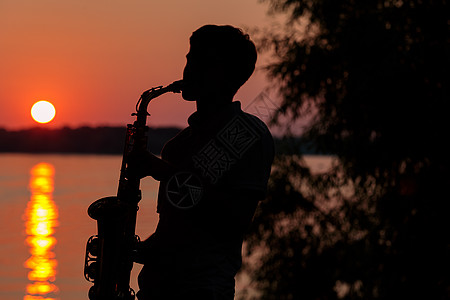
top-left (131, 24), bottom-right (274, 300)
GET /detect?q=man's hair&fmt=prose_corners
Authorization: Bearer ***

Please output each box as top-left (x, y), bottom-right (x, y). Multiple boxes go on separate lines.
top-left (190, 24), bottom-right (257, 94)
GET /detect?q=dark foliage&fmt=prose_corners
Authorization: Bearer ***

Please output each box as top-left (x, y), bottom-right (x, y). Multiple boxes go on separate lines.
top-left (242, 1), bottom-right (449, 299)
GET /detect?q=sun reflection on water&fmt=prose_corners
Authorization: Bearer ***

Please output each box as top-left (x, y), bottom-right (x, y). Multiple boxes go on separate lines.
top-left (24, 163), bottom-right (59, 300)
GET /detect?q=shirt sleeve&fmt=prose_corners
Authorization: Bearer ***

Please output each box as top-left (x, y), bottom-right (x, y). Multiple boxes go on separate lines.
top-left (221, 118), bottom-right (275, 199)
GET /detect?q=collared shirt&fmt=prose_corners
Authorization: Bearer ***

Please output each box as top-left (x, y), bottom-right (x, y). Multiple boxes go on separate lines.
top-left (139, 101), bottom-right (274, 296)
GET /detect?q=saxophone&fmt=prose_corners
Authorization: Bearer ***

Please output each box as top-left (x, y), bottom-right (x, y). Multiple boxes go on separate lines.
top-left (84, 80), bottom-right (183, 300)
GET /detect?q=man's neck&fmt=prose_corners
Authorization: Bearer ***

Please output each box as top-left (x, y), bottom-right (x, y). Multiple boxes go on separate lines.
top-left (195, 97), bottom-right (233, 117)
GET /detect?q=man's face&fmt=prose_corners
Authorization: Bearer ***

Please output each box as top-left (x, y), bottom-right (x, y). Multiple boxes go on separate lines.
top-left (182, 45), bottom-right (224, 102)
top-left (181, 49), bottom-right (202, 101)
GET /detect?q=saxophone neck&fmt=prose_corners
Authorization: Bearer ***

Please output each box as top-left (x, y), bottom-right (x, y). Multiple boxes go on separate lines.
top-left (166, 80), bottom-right (183, 93)
top-left (141, 80), bottom-right (183, 100)
top-left (134, 80), bottom-right (183, 124)
top-left (138, 80), bottom-right (182, 110)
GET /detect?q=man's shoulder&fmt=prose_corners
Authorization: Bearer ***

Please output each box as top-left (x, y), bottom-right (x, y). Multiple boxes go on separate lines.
top-left (160, 126), bottom-right (192, 157)
top-left (214, 109), bottom-right (274, 165)
top-left (241, 111), bottom-right (272, 136)
top-left (237, 111), bottom-right (274, 151)
top-left (166, 125), bottom-right (192, 142)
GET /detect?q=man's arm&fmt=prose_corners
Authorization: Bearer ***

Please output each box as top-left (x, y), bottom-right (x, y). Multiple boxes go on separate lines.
top-left (127, 150), bottom-right (175, 181)
top-left (132, 232), bottom-right (160, 265)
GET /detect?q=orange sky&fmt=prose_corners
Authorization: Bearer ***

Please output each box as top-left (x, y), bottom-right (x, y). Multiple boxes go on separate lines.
top-left (0, 0), bottom-right (281, 130)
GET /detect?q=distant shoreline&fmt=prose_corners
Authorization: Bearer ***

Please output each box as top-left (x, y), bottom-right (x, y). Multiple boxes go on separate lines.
top-left (0, 126), bottom-right (182, 155)
top-left (0, 126), bottom-right (322, 155)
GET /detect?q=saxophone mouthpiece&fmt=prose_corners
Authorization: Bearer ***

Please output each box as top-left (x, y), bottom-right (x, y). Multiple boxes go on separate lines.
top-left (169, 80), bottom-right (183, 93)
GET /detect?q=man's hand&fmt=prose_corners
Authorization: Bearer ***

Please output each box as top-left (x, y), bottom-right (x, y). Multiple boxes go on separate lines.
top-left (131, 234), bottom-right (159, 265)
top-left (126, 149), bottom-right (174, 181)
top-left (131, 240), bottom-right (150, 265)
top-left (126, 149), bottom-right (158, 179)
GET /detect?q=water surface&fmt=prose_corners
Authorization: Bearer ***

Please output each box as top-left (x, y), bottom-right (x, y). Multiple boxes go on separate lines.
top-left (0, 154), bottom-right (332, 300)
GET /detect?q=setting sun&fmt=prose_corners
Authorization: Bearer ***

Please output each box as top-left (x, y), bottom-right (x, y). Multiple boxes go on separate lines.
top-left (31, 101), bottom-right (56, 124)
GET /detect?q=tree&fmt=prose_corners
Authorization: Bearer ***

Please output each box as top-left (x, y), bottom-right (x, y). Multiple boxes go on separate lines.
top-left (242, 1), bottom-right (449, 299)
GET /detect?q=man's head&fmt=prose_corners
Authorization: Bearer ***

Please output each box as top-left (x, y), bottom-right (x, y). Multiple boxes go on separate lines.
top-left (182, 25), bottom-right (257, 102)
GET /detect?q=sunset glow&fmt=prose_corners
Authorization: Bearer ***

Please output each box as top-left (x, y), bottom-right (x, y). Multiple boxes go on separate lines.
top-left (0, 0), bottom-right (273, 130)
top-left (24, 163), bottom-right (59, 299)
top-left (31, 101), bottom-right (56, 124)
